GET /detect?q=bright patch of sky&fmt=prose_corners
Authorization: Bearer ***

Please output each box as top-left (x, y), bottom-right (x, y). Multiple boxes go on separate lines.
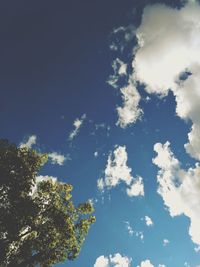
top-left (2, 0), bottom-right (200, 266)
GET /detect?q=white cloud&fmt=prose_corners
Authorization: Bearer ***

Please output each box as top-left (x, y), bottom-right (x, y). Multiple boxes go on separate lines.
top-left (108, 57), bottom-right (142, 128)
top-left (110, 1), bottom-right (200, 155)
top-left (97, 145), bottom-right (144, 197)
top-left (113, 58), bottom-right (127, 76)
top-left (103, 146), bottom-right (133, 187)
top-left (94, 255), bottom-right (109, 267)
top-left (137, 259), bottom-right (154, 267)
top-left (116, 82), bottom-right (143, 128)
top-left (48, 152), bottom-right (68, 166)
top-left (110, 253), bottom-right (132, 267)
top-left (94, 151), bottom-right (99, 158)
top-left (20, 135), bottom-right (37, 149)
top-left (153, 141), bottom-right (200, 245)
top-left (108, 58), bottom-right (127, 88)
top-left (184, 124), bottom-right (200, 160)
top-left (130, 1), bottom-right (200, 159)
top-left (68, 114), bottom-right (86, 141)
top-left (94, 253), bottom-right (131, 267)
top-left (125, 221), bottom-right (134, 236)
top-left (97, 178), bottom-right (105, 191)
top-left (94, 255), bottom-right (160, 267)
top-left (126, 176), bottom-right (144, 197)
top-left (194, 245), bottom-right (200, 253)
top-left (163, 239), bottom-right (170, 246)
top-left (144, 216), bottom-right (153, 226)
top-left (133, 2), bottom-right (200, 93)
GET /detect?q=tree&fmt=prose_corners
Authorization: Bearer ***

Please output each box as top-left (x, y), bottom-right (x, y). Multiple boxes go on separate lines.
top-left (0, 139), bottom-right (95, 267)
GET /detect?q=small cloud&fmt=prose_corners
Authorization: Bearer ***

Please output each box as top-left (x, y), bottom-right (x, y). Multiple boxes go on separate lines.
top-left (126, 176), bottom-right (144, 197)
top-left (48, 152), bottom-right (69, 166)
top-left (144, 96), bottom-right (151, 102)
top-left (20, 135), bottom-right (37, 149)
top-left (94, 255), bottom-right (109, 267)
top-left (94, 253), bottom-right (132, 267)
top-left (97, 178), bottom-right (105, 191)
top-left (112, 58), bottom-right (127, 76)
top-left (107, 58), bottom-right (127, 89)
top-left (137, 259), bottom-right (154, 267)
top-left (163, 239), bottom-right (170, 246)
top-left (94, 151), bottom-right (99, 158)
top-left (116, 82), bottom-right (143, 128)
top-left (68, 114), bottom-right (86, 141)
top-left (110, 253), bottom-right (132, 267)
top-left (135, 231), bottom-right (144, 241)
top-left (125, 221), bottom-right (134, 236)
top-left (144, 216), bottom-right (153, 226)
top-left (97, 145), bottom-right (144, 198)
top-left (109, 25), bottom-right (135, 52)
top-left (100, 145), bottom-right (133, 188)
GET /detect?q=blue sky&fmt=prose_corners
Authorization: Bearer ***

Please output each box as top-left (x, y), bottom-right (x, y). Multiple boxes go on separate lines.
top-left (1, 0), bottom-right (200, 266)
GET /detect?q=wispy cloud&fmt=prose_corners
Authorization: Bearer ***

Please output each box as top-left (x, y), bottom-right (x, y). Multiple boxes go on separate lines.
top-left (116, 82), bottom-right (143, 128)
top-left (68, 114), bottom-right (86, 141)
top-left (125, 221), bottom-right (134, 236)
top-left (20, 135), bottom-right (37, 149)
top-left (108, 56), bottom-right (142, 128)
top-left (124, 221), bottom-right (144, 241)
top-left (48, 152), bottom-right (69, 166)
top-left (107, 58), bottom-right (127, 88)
top-left (109, 25), bottom-right (136, 53)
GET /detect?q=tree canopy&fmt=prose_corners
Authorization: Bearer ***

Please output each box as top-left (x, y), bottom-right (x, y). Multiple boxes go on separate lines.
top-left (0, 139), bottom-right (95, 267)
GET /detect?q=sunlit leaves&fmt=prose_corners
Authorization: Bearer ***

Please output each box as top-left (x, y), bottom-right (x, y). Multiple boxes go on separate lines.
top-left (0, 139), bottom-right (95, 267)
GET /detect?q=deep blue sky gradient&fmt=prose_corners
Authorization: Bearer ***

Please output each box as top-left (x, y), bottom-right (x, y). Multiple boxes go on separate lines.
top-left (1, 1), bottom-right (200, 266)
